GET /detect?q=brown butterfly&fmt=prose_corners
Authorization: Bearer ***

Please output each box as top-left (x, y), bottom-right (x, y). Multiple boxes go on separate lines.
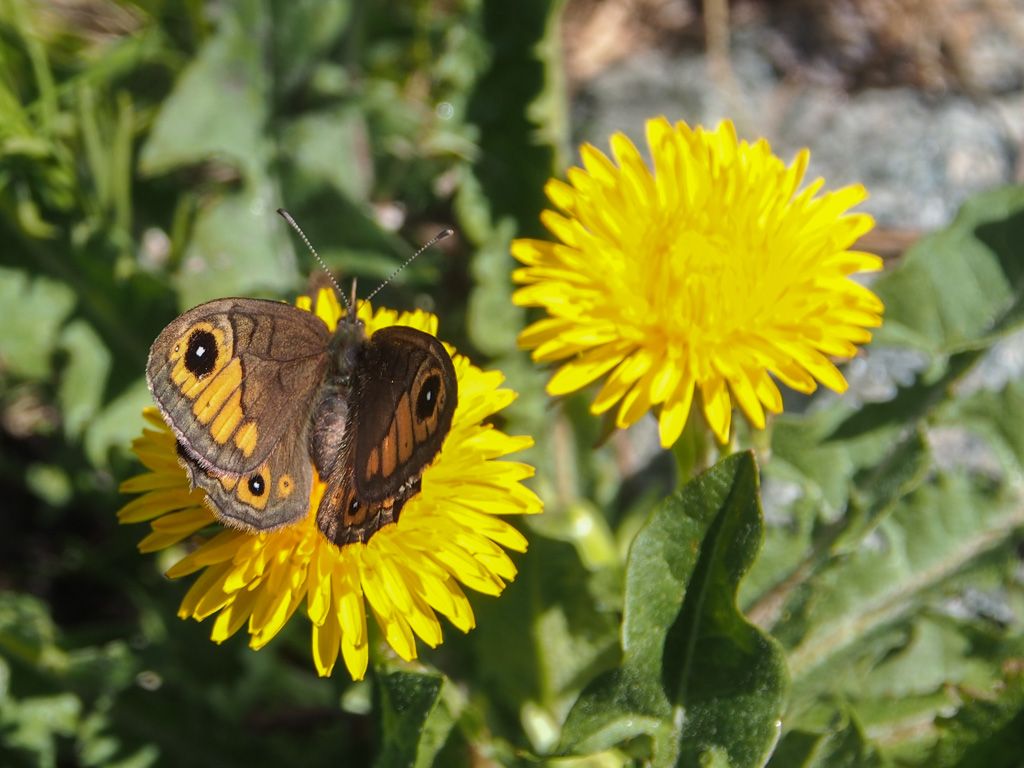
top-left (146, 267), bottom-right (457, 546)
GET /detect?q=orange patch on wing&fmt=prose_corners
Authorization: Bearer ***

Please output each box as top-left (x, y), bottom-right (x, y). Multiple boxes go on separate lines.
top-left (412, 398), bottom-right (428, 442)
top-left (381, 423), bottom-right (398, 479)
top-left (234, 421), bottom-right (259, 458)
top-left (237, 465), bottom-right (271, 510)
top-left (277, 474), bottom-right (294, 498)
top-left (218, 474), bottom-right (239, 492)
top-left (169, 323), bottom-right (230, 397)
top-left (210, 389), bottom-right (244, 445)
top-left (367, 447), bottom-right (379, 481)
top-left (193, 358), bottom-right (242, 424)
top-left (396, 393), bottom-right (414, 463)
top-left (172, 358), bottom-right (212, 399)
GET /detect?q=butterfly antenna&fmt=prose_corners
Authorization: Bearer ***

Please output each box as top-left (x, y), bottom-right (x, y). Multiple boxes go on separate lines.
top-left (364, 228), bottom-right (455, 304)
top-left (276, 208), bottom-right (352, 315)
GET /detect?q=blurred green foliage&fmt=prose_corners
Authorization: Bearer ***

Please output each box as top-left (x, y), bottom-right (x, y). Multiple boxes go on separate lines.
top-left (1, 1), bottom-right (1023, 767)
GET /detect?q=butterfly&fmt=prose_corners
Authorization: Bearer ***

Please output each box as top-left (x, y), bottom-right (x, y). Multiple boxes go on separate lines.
top-left (146, 274), bottom-right (457, 547)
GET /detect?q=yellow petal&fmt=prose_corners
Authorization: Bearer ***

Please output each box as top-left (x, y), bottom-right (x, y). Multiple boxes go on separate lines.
top-left (701, 376), bottom-right (733, 444)
top-left (341, 636), bottom-right (369, 681)
top-left (546, 343), bottom-right (632, 396)
top-left (312, 616), bottom-right (340, 677)
top-left (658, 373), bottom-right (695, 448)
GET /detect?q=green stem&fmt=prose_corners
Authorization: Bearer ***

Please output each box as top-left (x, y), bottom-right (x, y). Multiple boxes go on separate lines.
top-left (671, 412), bottom-right (710, 489)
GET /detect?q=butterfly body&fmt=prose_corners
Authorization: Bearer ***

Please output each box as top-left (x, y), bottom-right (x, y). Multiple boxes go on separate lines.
top-left (147, 291), bottom-right (457, 546)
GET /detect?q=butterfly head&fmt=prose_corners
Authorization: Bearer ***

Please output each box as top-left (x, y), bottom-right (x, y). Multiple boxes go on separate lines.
top-left (329, 302), bottom-right (367, 382)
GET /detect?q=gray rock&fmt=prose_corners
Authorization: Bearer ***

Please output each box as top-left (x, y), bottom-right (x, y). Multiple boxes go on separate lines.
top-left (572, 28), bottom-right (1022, 232)
top-left (775, 89), bottom-right (1017, 230)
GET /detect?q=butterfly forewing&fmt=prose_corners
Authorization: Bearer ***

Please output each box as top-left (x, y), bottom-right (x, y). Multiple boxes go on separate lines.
top-left (351, 326), bottom-right (458, 501)
top-left (147, 298), bottom-right (331, 476)
top-left (313, 325), bottom-right (457, 545)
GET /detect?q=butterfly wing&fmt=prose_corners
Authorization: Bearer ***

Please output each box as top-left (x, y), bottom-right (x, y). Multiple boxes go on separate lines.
top-left (351, 326), bottom-right (458, 501)
top-left (147, 298), bottom-right (330, 476)
top-left (315, 463), bottom-right (410, 545)
top-left (177, 416), bottom-right (314, 532)
top-left (314, 325), bottom-right (457, 545)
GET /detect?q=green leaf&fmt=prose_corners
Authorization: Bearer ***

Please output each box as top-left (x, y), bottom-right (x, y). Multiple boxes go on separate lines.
top-left (465, 0), bottom-right (565, 232)
top-left (0, 592), bottom-right (65, 670)
top-left (138, 0), bottom-right (269, 181)
top-left (25, 464), bottom-right (72, 507)
top-left (0, 267), bottom-right (75, 380)
top-left (280, 107), bottom-right (373, 203)
top-left (945, 376), bottom-right (1024, 479)
top-left (830, 185), bottom-right (1024, 440)
top-left (465, 218), bottom-right (522, 357)
top-left (873, 185), bottom-right (1024, 355)
top-left (375, 668), bottom-right (453, 768)
top-left (57, 319), bottom-right (112, 439)
top-left (560, 452), bottom-right (788, 768)
top-left (831, 428), bottom-right (932, 553)
top-left (267, 1), bottom-right (350, 96)
top-left (83, 377), bottom-right (150, 467)
top-left (781, 470), bottom-right (1024, 687)
top-left (927, 667), bottom-right (1024, 768)
top-left (0, 693), bottom-right (81, 767)
top-left (768, 713), bottom-right (884, 768)
top-left (471, 534), bottom-right (619, 754)
top-left (172, 189), bottom-right (297, 309)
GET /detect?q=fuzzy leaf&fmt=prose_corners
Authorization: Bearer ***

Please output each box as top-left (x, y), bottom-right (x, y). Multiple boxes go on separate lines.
top-left (874, 185), bottom-right (1024, 355)
top-left (781, 470), bottom-right (1024, 690)
top-left (561, 452), bottom-right (788, 767)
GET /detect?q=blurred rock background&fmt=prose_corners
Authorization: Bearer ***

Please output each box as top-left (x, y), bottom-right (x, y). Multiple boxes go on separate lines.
top-left (565, 0), bottom-right (1024, 249)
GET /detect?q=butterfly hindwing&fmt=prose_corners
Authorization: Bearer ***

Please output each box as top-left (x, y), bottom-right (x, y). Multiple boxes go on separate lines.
top-left (177, 416), bottom-right (314, 532)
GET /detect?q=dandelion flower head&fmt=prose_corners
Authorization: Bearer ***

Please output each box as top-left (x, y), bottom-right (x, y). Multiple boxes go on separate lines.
top-left (119, 289), bottom-right (542, 679)
top-left (512, 117), bottom-right (885, 445)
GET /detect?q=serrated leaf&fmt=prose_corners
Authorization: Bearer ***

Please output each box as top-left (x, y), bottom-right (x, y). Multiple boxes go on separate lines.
top-left (781, 470), bottom-right (1024, 686)
top-left (860, 617), bottom-right (1001, 701)
top-left (560, 453), bottom-right (788, 768)
top-left (832, 428), bottom-right (931, 553)
top-left (829, 186), bottom-right (1024, 440)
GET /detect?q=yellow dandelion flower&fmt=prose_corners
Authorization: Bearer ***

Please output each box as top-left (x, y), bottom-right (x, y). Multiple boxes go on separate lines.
top-left (118, 290), bottom-right (542, 679)
top-left (512, 117), bottom-right (885, 446)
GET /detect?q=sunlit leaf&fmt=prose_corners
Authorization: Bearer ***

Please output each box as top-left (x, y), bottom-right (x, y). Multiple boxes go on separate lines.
top-left (561, 453), bottom-right (788, 768)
